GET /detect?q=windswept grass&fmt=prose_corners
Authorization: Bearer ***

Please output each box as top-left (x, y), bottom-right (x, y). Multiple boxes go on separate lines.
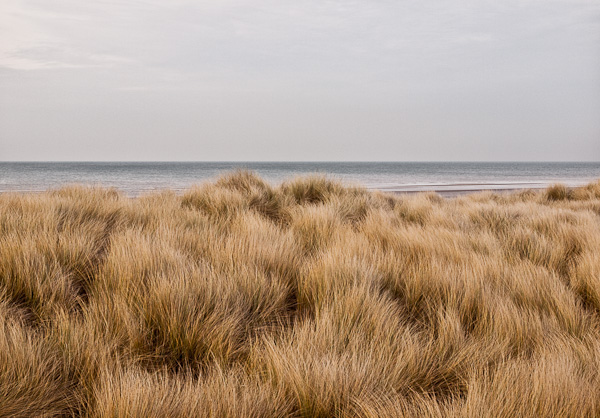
top-left (1, 172), bottom-right (600, 417)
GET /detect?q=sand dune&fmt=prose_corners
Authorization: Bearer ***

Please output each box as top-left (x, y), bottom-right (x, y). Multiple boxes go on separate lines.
top-left (1, 172), bottom-right (600, 417)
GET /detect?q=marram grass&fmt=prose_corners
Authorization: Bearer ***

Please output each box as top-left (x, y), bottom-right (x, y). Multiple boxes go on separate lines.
top-left (1, 171), bottom-right (600, 417)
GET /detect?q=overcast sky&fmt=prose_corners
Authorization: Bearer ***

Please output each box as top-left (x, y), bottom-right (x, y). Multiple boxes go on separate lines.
top-left (1, 0), bottom-right (599, 161)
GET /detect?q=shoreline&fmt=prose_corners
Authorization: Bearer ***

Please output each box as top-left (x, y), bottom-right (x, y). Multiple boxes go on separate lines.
top-left (391, 187), bottom-right (547, 197)
top-left (371, 180), bottom-right (592, 195)
top-left (1, 172), bottom-right (597, 199)
top-left (0, 183), bottom-right (583, 198)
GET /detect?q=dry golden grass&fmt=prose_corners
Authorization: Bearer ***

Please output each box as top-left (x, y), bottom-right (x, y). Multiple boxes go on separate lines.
top-left (1, 171), bottom-right (600, 417)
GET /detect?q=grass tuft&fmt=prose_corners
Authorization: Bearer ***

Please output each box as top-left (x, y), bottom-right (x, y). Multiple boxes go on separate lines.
top-left (545, 183), bottom-right (570, 201)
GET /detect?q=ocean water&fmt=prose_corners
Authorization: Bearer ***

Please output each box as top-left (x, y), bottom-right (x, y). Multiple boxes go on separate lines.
top-left (0, 162), bottom-right (599, 196)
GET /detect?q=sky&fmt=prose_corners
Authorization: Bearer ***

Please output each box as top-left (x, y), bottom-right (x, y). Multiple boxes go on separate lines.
top-left (1, 0), bottom-right (599, 161)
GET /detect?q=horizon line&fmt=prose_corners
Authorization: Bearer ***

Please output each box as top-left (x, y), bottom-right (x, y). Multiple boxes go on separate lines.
top-left (1, 160), bottom-right (600, 164)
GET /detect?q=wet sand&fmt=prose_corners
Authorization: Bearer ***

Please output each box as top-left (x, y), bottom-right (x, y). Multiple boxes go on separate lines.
top-left (378, 182), bottom-right (584, 197)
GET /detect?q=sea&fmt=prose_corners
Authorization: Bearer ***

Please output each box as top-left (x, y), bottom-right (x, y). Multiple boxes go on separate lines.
top-left (1, 162), bottom-right (599, 196)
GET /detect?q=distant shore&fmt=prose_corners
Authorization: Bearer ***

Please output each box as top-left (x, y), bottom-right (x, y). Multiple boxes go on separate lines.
top-left (388, 184), bottom-right (551, 197)
top-left (0, 182), bottom-right (589, 198)
top-left (1, 161), bottom-right (598, 197)
top-left (376, 181), bottom-right (594, 197)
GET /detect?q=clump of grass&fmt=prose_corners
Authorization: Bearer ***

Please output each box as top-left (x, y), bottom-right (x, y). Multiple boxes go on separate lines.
top-left (90, 367), bottom-right (293, 418)
top-left (545, 183), bottom-right (570, 201)
top-left (281, 175), bottom-right (347, 205)
top-left (0, 303), bottom-right (74, 417)
top-left (570, 180), bottom-right (600, 201)
top-left (2, 176), bottom-right (600, 416)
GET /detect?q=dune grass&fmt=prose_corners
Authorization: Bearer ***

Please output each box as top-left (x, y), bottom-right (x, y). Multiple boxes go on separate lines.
top-left (1, 172), bottom-right (600, 417)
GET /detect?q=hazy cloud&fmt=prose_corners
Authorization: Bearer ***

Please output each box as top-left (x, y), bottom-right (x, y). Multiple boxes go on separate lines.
top-left (1, 0), bottom-right (599, 160)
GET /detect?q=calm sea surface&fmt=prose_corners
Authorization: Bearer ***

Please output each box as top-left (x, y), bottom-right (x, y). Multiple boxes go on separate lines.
top-left (1, 162), bottom-right (599, 196)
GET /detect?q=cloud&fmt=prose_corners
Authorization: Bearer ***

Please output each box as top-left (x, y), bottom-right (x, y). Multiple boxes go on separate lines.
top-left (0, 0), bottom-right (135, 70)
top-left (3, 0), bottom-right (597, 79)
top-left (1, 0), bottom-right (598, 160)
